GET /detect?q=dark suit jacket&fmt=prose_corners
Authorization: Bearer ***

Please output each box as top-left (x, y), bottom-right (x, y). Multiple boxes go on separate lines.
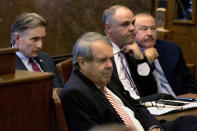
top-left (16, 52), bottom-right (64, 88)
top-left (60, 68), bottom-right (161, 131)
top-left (108, 54), bottom-right (158, 97)
top-left (155, 40), bottom-right (197, 95)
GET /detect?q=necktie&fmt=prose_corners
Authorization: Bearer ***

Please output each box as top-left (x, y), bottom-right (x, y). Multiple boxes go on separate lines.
top-left (104, 88), bottom-right (137, 130)
top-left (118, 52), bottom-right (139, 95)
top-left (29, 58), bottom-right (42, 72)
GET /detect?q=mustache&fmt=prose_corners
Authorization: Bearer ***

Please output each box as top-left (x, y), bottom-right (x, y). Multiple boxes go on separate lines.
top-left (144, 36), bottom-right (154, 41)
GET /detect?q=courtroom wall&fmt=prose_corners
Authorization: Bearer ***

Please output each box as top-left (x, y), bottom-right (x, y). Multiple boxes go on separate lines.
top-left (0, 0), bottom-right (154, 56)
top-left (163, 0), bottom-right (197, 77)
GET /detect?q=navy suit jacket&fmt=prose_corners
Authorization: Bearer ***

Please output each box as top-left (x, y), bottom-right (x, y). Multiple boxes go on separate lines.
top-left (60, 68), bottom-right (161, 131)
top-left (16, 52), bottom-right (64, 88)
top-left (155, 40), bottom-right (197, 95)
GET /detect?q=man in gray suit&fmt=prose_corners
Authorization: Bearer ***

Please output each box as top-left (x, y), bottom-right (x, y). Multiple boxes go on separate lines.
top-left (11, 12), bottom-right (64, 88)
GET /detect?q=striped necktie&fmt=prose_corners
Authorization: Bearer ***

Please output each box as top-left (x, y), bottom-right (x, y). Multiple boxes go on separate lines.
top-left (118, 52), bottom-right (139, 95)
top-left (104, 88), bottom-right (137, 130)
top-left (29, 58), bottom-right (42, 72)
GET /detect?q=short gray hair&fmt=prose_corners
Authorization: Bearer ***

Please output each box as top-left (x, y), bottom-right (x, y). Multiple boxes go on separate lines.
top-left (72, 32), bottom-right (112, 67)
top-left (102, 5), bottom-right (130, 25)
top-left (11, 12), bottom-right (46, 46)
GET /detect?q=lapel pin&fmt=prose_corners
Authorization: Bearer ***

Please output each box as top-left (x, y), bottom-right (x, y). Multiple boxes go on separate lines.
top-left (40, 59), bottom-right (43, 62)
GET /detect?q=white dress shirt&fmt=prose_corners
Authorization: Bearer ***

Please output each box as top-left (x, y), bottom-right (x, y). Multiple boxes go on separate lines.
top-left (112, 42), bottom-right (140, 99)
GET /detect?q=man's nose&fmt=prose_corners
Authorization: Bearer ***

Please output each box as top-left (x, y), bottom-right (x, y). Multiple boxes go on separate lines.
top-left (128, 23), bottom-right (135, 31)
top-left (36, 40), bottom-right (42, 49)
top-left (106, 59), bottom-right (113, 68)
top-left (146, 28), bottom-right (152, 35)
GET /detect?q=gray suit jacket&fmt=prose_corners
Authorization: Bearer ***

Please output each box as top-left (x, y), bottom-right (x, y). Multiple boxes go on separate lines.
top-left (16, 52), bottom-right (64, 88)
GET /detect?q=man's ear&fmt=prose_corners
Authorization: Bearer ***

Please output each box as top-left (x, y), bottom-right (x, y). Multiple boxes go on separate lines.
top-left (104, 24), bottom-right (112, 34)
top-left (78, 57), bottom-right (86, 70)
top-left (14, 33), bottom-right (20, 47)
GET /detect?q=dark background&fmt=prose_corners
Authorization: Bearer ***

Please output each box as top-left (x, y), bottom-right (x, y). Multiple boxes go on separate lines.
top-left (0, 0), bottom-right (154, 56)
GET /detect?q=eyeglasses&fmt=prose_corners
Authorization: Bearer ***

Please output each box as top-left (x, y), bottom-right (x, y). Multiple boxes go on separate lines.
top-left (137, 26), bottom-right (156, 33)
top-left (140, 101), bottom-right (165, 109)
top-left (140, 101), bottom-right (185, 110)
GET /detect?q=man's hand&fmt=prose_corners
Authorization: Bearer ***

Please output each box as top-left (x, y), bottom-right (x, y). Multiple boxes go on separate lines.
top-left (150, 128), bottom-right (161, 131)
top-left (144, 47), bottom-right (158, 62)
top-left (122, 42), bottom-right (144, 60)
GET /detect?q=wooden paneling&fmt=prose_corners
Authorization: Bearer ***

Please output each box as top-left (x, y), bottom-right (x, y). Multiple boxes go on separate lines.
top-left (164, 0), bottom-right (197, 77)
top-left (0, 70), bottom-right (54, 131)
top-left (0, 48), bottom-right (18, 75)
top-left (0, 0), bottom-right (154, 56)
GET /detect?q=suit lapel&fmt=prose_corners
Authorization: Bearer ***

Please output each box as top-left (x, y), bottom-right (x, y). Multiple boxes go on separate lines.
top-left (34, 57), bottom-right (49, 72)
top-left (155, 41), bottom-right (171, 79)
top-left (15, 55), bottom-right (28, 70)
top-left (74, 68), bottom-right (109, 104)
top-left (74, 69), bottom-right (122, 117)
top-left (155, 42), bottom-right (165, 68)
top-left (111, 59), bottom-right (122, 83)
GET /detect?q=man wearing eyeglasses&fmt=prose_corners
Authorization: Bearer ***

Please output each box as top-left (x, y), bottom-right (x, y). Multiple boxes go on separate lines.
top-left (135, 13), bottom-right (197, 96)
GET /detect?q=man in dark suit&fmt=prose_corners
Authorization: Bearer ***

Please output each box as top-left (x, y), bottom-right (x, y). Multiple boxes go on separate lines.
top-left (61, 32), bottom-right (197, 131)
top-left (11, 13), bottom-right (64, 88)
top-left (103, 5), bottom-right (159, 98)
top-left (135, 13), bottom-right (197, 96)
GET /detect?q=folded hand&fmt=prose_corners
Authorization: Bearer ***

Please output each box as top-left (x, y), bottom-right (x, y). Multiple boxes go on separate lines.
top-left (144, 47), bottom-right (158, 62)
top-left (121, 42), bottom-right (144, 60)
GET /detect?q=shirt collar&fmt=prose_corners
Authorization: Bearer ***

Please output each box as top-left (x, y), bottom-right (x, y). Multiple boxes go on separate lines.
top-left (111, 41), bottom-right (121, 56)
top-left (16, 52), bottom-right (30, 65)
top-left (95, 85), bottom-right (106, 93)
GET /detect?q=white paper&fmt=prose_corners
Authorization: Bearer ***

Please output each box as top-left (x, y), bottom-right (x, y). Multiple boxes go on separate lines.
top-left (147, 101), bottom-right (197, 116)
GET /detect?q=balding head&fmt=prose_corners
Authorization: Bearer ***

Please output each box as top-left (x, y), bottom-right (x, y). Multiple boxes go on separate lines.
top-left (103, 5), bottom-right (132, 26)
top-left (103, 5), bottom-right (136, 48)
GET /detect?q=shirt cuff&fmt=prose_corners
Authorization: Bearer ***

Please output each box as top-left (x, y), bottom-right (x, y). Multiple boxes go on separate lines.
top-left (137, 62), bottom-right (150, 76)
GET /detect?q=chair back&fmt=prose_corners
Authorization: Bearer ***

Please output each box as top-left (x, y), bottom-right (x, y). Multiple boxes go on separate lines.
top-left (187, 63), bottom-right (196, 79)
top-left (56, 58), bottom-right (73, 83)
top-left (52, 88), bottom-right (69, 131)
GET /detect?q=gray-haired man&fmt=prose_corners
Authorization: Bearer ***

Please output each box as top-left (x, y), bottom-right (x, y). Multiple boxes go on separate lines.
top-left (61, 32), bottom-right (197, 131)
top-left (11, 12), bottom-right (64, 88)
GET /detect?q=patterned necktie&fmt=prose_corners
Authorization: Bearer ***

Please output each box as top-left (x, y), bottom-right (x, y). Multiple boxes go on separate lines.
top-left (104, 88), bottom-right (137, 130)
top-left (29, 58), bottom-right (42, 72)
top-left (118, 52), bottom-right (139, 95)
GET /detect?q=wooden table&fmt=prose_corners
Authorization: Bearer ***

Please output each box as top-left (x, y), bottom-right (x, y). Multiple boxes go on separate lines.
top-left (177, 93), bottom-right (197, 99)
